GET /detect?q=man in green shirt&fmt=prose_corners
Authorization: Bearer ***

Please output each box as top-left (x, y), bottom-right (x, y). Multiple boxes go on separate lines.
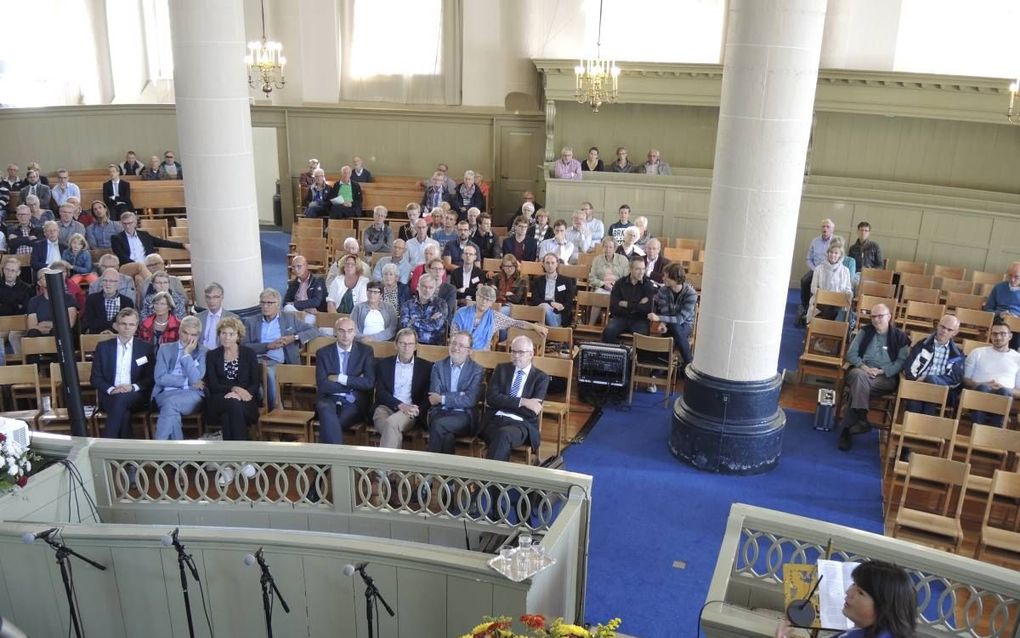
top-left (327, 165), bottom-right (363, 219)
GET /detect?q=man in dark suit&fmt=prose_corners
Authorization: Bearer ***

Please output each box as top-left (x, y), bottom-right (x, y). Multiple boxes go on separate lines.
top-left (531, 253), bottom-right (575, 327)
top-left (18, 169), bottom-right (51, 210)
top-left (30, 221), bottom-right (65, 274)
top-left (110, 211), bottom-right (188, 290)
top-left (448, 244), bottom-right (486, 304)
top-left (326, 165), bottom-right (363, 219)
top-left (481, 335), bottom-right (550, 462)
top-left (372, 328), bottom-right (433, 450)
top-left (501, 216), bottom-right (539, 263)
top-left (315, 317), bottom-right (375, 444)
top-left (83, 268), bottom-right (135, 333)
top-left (427, 331), bottom-right (483, 454)
top-left (102, 163), bottom-right (134, 214)
top-left (644, 238), bottom-right (671, 285)
top-left (90, 308), bottom-right (155, 439)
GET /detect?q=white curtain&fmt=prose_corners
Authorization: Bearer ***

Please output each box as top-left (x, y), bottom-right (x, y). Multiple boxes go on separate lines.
top-left (339, 0), bottom-right (462, 105)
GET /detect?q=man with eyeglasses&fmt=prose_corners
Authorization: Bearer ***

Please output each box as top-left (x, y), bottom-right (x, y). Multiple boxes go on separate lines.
top-left (607, 147), bottom-right (635, 173)
top-left (983, 261), bottom-right (1020, 349)
top-left (151, 315), bottom-right (207, 440)
top-left (962, 317), bottom-right (1020, 426)
top-left (243, 287), bottom-right (317, 409)
top-left (50, 169), bottom-right (80, 209)
top-left (83, 268), bottom-right (135, 334)
top-left (400, 273), bottom-right (448, 346)
top-left (902, 314), bottom-right (963, 415)
top-left (839, 303), bottom-right (909, 451)
top-left (196, 282), bottom-right (237, 350)
top-left (284, 255), bottom-right (328, 315)
top-left (449, 245), bottom-right (486, 305)
top-left (481, 335), bottom-right (549, 462)
top-left (19, 169), bottom-right (52, 210)
top-left (427, 331), bottom-right (483, 454)
top-left (159, 151), bottom-right (183, 180)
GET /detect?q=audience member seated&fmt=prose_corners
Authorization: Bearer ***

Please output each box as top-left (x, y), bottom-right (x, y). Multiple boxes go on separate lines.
top-left (453, 284), bottom-right (547, 351)
top-left (88, 254), bottom-right (136, 301)
top-left (5, 205), bottom-right (42, 258)
top-left (204, 316), bottom-right (260, 446)
top-left (85, 201), bottom-right (122, 249)
top-left (25, 194), bottom-right (54, 226)
top-left (138, 292), bottom-right (181, 345)
top-left (491, 254), bottom-right (529, 311)
top-left (962, 317), bottom-right (1020, 426)
top-left (351, 280), bottom-right (398, 341)
top-left (283, 255), bottom-right (327, 314)
top-left (327, 254), bottom-right (369, 314)
top-left (325, 238), bottom-right (372, 288)
top-left (350, 155), bottom-right (373, 183)
top-left (471, 213), bottom-right (501, 260)
top-left (632, 216), bottom-right (652, 250)
top-left (531, 253), bottom-right (575, 327)
top-left (581, 146), bottom-right (604, 172)
top-left (579, 201), bottom-right (604, 242)
top-left (141, 155), bottom-right (162, 180)
top-left (372, 328), bottom-right (431, 452)
top-left (244, 287), bottom-right (317, 409)
top-left (152, 315), bottom-right (207, 440)
top-left (465, 206), bottom-right (481, 234)
top-left (502, 216), bottom-right (539, 263)
top-left (431, 210), bottom-right (459, 246)
top-left (644, 239), bottom-right (670, 285)
top-left (48, 261), bottom-right (85, 310)
top-left (531, 209), bottom-right (553, 243)
top-left (314, 317), bottom-right (375, 444)
top-left (397, 203), bottom-right (421, 242)
top-left (421, 172), bottom-right (450, 213)
top-left (430, 259), bottom-right (459, 318)
top-left (406, 218), bottom-right (431, 268)
top-left (111, 211), bottom-right (187, 293)
top-left (25, 162), bottom-right (49, 185)
top-left (363, 205), bottom-right (393, 254)
top-left (26, 269), bottom-right (78, 337)
top-left (565, 211), bottom-right (594, 255)
top-left (400, 273), bottom-right (449, 346)
top-left (640, 149), bottom-right (672, 176)
top-left (326, 165), bottom-right (362, 219)
top-left (983, 261), bottom-right (1020, 349)
top-left (616, 227), bottom-right (646, 259)
top-left (838, 303), bottom-right (908, 451)
top-left (553, 146), bottom-right (583, 180)
top-left (608, 204), bottom-right (633, 241)
top-left (56, 203), bottom-right (86, 245)
top-left (481, 335), bottom-right (550, 462)
top-left (91, 308), bottom-right (154, 439)
top-left (102, 163), bottom-right (134, 215)
top-left (371, 238), bottom-right (411, 285)
top-left (379, 263), bottom-right (411, 312)
top-left (449, 244), bottom-right (486, 305)
top-left (140, 271), bottom-right (186, 319)
top-left (120, 151), bottom-right (144, 176)
top-left (83, 268), bottom-right (135, 334)
top-left (902, 314), bottom-right (963, 415)
top-left (50, 169), bottom-right (80, 209)
top-left (0, 256), bottom-right (32, 354)
top-left (510, 202), bottom-right (537, 232)
top-left (443, 219), bottom-right (480, 270)
top-left (303, 168), bottom-right (331, 218)
top-left (539, 219), bottom-right (579, 265)
top-left (603, 257), bottom-right (655, 343)
top-left (30, 221), bottom-right (65, 274)
top-left (607, 147), bottom-right (635, 173)
top-left (427, 331), bottom-right (483, 454)
top-left (848, 220), bottom-right (883, 281)
top-left (451, 170), bottom-right (486, 219)
top-left (159, 151), bottom-right (183, 179)
top-left (0, 164), bottom-right (23, 212)
top-left (299, 158), bottom-right (320, 188)
top-left (432, 162), bottom-right (458, 194)
top-left (66, 196), bottom-right (87, 225)
top-left (650, 262), bottom-right (698, 372)
top-left (19, 169), bottom-right (51, 210)
top-left (806, 236), bottom-right (853, 324)
top-left (798, 218), bottom-right (838, 326)
top-left (409, 240), bottom-right (442, 293)
top-left (197, 282), bottom-right (238, 351)
top-left (62, 233), bottom-right (96, 287)
top-left (589, 236), bottom-right (630, 299)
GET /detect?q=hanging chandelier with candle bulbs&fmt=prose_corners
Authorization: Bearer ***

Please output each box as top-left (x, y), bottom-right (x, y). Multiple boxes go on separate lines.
top-left (574, 0), bottom-right (620, 112)
top-left (245, 0), bottom-right (286, 98)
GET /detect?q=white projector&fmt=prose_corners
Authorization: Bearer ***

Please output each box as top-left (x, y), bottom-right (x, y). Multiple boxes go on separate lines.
top-left (0, 417), bottom-right (31, 449)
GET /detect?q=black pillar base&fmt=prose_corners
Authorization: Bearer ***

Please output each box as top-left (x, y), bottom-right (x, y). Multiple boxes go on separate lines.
top-left (669, 367), bottom-right (786, 475)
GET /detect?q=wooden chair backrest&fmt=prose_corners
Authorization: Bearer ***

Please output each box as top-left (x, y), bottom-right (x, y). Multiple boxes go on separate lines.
top-left (471, 350), bottom-right (511, 370)
top-left (518, 261), bottom-right (544, 277)
top-left (674, 238), bottom-right (704, 252)
top-left (895, 260), bottom-right (927, 275)
top-left (900, 286), bottom-right (940, 305)
top-left (302, 335), bottom-right (335, 365)
top-left (509, 304), bottom-right (545, 324)
top-left (0, 315), bottom-right (28, 332)
top-left (0, 363), bottom-right (40, 386)
top-left (416, 344), bottom-right (449, 362)
top-left (954, 308), bottom-right (994, 336)
top-left (932, 265), bottom-right (965, 281)
top-left (939, 278), bottom-right (975, 296)
top-left (893, 379), bottom-right (949, 420)
top-left (946, 292), bottom-right (986, 312)
top-left (315, 311), bottom-right (347, 329)
top-left (898, 272), bottom-right (935, 289)
top-left (815, 290), bottom-right (852, 310)
top-left (899, 301), bottom-right (944, 326)
top-left (859, 280), bottom-right (895, 298)
top-left (327, 219), bottom-right (354, 230)
top-left (958, 388), bottom-right (1013, 421)
top-left (663, 247), bottom-right (694, 263)
top-left (633, 333), bottom-right (674, 355)
top-left (505, 327), bottom-right (545, 355)
top-left (965, 425), bottom-right (1020, 471)
top-left (559, 264), bottom-right (587, 281)
top-left (80, 333), bottom-right (116, 361)
top-left (21, 336), bottom-right (57, 356)
top-left (545, 326), bottom-right (574, 352)
top-left (856, 296), bottom-right (897, 323)
top-left (989, 469), bottom-right (1020, 500)
top-left (861, 268), bottom-right (895, 285)
top-left (900, 412), bottom-right (958, 455)
top-left (365, 339), bottom-right (396, 359)
top-left (961, 339), bottom-right (987, 355)
top-left (971, 270), bottom-right (1004, 285)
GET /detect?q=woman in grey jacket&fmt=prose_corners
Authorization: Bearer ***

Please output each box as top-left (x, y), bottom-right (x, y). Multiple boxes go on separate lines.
top-left (351, 280), bottom-right (398, 341)
top-left (649, 262), bottom-right (699, 369)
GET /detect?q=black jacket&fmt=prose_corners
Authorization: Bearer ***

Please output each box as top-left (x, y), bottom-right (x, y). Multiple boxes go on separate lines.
top-left (284, 275), bottom-right (328, 312)
top-left (0, 279), bottom-right (33, 316)
top-left (111, 230), bottom-right (185, 266)
top-left (374, 355), bottom-right (433, 427)
top-left (530, 274), bottom-right (575, 324)
top-left (83, 292), bottom-right (135, 334)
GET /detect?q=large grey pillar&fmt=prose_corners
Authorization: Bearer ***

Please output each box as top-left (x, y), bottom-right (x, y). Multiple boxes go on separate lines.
top-left (169, 0), bottom-right (264, 312)
top-left (670, 0), bottom-right (827, 474)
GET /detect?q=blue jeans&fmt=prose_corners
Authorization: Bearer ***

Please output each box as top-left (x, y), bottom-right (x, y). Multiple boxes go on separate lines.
top-left (154, 389), bottom-right (205, 440)
top-left (539, 304), bottom-right (563, 327)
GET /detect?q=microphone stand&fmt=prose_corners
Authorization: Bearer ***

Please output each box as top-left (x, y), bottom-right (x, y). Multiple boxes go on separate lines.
top-left (254, 550), bottom-right (290, 638)
top-left (354, 565), bottom-right (394, 638)
top-left (166, 529), bottom-right (199, 638)
top-left (42, 534), bottom-right (106, 638)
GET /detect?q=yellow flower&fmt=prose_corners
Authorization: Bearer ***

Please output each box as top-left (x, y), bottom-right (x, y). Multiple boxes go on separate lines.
top-left (554, 624), bottom-right (590, 638)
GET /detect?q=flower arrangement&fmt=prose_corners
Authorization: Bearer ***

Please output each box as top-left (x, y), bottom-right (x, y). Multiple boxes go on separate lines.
top-left (459, 614), bottom-right (622, 638)
top-left (0, 431), bottom-right (40, 492)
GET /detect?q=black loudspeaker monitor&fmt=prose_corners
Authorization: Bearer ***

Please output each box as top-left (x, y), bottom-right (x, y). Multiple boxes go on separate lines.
top-left (577, 343), bottom-right (630, 388)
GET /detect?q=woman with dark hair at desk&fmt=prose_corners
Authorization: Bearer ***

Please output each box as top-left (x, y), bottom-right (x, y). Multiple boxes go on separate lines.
top-left (775, 560), bottom-right (916, 638)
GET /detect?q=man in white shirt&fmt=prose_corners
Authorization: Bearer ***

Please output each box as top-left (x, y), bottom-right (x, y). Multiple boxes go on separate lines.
top-left (962, 317), bottom-right (1020, 426)
top-left (372, 328), bottom-right (432, 451)
top-left (197, 282), bottom-right (238, 350)
top-left (405, 218), bottom-right (431, 268)
top-left (50, 169), bottom-right (80, 208)
top-left (90, 308), bottom-right (155, 439)
top-left (372, 238), bottom-right (412, 284)
top-left (30, 221), bottom-right (64, 274)
top-left (539, 220), bottom-right (579, 265)
top-left (565, 210), bottom-right (594, 255)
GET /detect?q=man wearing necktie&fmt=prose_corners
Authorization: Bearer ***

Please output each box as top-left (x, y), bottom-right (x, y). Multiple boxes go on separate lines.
top-left (427, 331), bottom-right (483, 454)
top-left (196, 282), bottom-right (238, 350)
top-left (480, 335), bottom-right (549, 462)
top-left (315, 317), bottom-right (375, 443)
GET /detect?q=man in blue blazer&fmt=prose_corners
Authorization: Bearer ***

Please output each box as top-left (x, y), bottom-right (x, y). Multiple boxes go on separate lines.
top-left (481, 335), bottom-right (549, 462)
top-left (91, 308), bottom-right (155, 439)
top-left (29, 221), bottom-right (66, 274)
top-left (315, 317), bottom-right (375, 444)
top-left (373, 328), bottom-right (433, 449)
top-left (244, 287), bottom-right (318, 408)
top-left (151, 316), bottom-right (207, 440)
top-left (427, 331), bottom-right (484, 454)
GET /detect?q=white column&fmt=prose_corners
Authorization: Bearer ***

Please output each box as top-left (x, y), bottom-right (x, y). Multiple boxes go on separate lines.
top-left (169, 0), bottom-right (264, 310)
top-left (694, 0), bottom-right (827, 382)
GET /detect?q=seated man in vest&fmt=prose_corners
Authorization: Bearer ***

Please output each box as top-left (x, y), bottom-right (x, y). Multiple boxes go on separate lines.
top-left (962, 317), bottom-right (1020, 426)
top-left (839, 303), bottom-right (909, 451)
top-left (901, 314), bottom-right (963, 415)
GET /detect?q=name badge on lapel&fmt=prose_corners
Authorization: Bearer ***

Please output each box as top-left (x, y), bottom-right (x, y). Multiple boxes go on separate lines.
top-left (557, 285), bottom-right (566, 292)
top-left (135, 356), bottom-right (148, 366)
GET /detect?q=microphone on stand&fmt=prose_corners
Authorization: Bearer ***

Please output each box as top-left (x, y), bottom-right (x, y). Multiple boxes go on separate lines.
top-left (342, 562), bottom-right (367, 577)
top-left (243, 547), bottom-right (265, 568)
top-left (21, 528), bottom-right (59, 544)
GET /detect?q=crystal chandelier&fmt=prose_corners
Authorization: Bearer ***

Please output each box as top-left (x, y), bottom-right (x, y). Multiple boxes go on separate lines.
top-left (574, 0), bottom-right (620, 113)
top-left (1009, 78), bottom-right (1020, 124)
top-left (245, 0), bottom-right (286, 98)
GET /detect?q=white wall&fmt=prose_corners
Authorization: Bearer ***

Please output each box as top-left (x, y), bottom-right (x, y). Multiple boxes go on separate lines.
top-left (252, 127), bottom-right (280, 224)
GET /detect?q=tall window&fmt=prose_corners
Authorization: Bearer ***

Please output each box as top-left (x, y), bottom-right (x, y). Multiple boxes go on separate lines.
top-left (141, 0), bottom-right (174, 81)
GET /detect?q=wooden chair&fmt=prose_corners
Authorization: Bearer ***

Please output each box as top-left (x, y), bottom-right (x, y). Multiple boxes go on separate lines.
top-left (797, 318), bottom-right (848, 394)
top-left (0, 364), bottom-right (42, 424)
top-left (20, 336), bottom-right (58, 388)
top-left (544, 326), bottom-right (574, 357)
top-left (363, 339), bottom-right (396, 360)
top-left (481, 258), bottom-right (502, 273)
top-left (897, 272), bottom-right (935, 290)
top-left (932, 265), bottom-right (965, 281)
top-left (897, 301), bottom-right (944, 333)
top-left (259, 364), bottom-right (317, 442)
top-left (945, 291), bottom-right (985, 313)
top-left (663, 247), bottom-right (694, 263)
top-left (897, 286), bottom-right (940, 314)
top-left (574, 291), bottom-right (610, 343)
top-left (961, 338), bottom-right (987, 355)
top-left (674, 238), bottom-right (704, 255)
top-left (532, 355), bottom-right (573, 455)
top-left (975, 470), bottom-right (1020, 562)
top-left (974, 282), bottom-right (999, 297)
top-left (326, 227), bottom-right (358, 252)
top-left (962, 425), bottom-right (1020, 498)
top-left (37, 362), bottom-right (96, 436)
top-left (954, 308), bottom-right (994, 342)
top-left (939, 279), bottom-right (975, 299)
top-left (895, 260), bottom-right (927, 275)
top-left (971, 270), bottom-right (1004, 286)
top-left (814, 290), bottom-right (852, 320)
top-left (518, 261), bottom-right (544, 277)
top-left (80, 333), bottom-right (116, 362)
top-left (139, 218), bottom-right (168, 239)
top-left (890, 378), bottom-right (950, 423)
top-left (891, 454), bottom-right (969, 553)
top-left (856, 295), bottom-right (897, 329)
top-left (860, 268), bottom-right (895, 286)
top-left (957, 388), bottom-right (1013, 430)
top-left (509, 304), bottom-right (545, 325)
top-left (884, 412), bottom-right (959, 519)
top-left (559, 264), bottom-right (588, 284)
top-left (315, 311), bottom-right (346, 331)
top-left (628, 333), bottom-right (677, 407)
top-left (859, 280), bottom-right (895, 299)
top-left (326, 218), bottom-right (354, 231)
top-left (504, 326), bottom-right (545, 356)
top-left (416, 344), bottom-right (449, 362)
top-left (0, 315), bottom-right (28, 364)
top-left (302, 335), bottom-right (335, 365)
